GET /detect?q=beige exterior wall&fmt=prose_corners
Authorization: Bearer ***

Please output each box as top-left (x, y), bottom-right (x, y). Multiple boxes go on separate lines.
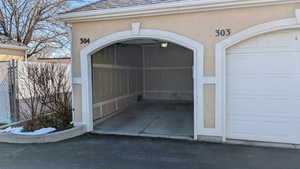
top-left (71, 3), bottom-right (300, 128)
top-left (0, 48), bottom-right (25, 61)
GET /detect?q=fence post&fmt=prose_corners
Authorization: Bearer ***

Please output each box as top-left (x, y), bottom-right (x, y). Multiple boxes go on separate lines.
top-left (15, 60), bottom-right (19, 121)
top-left (8, 59), bottom-right (19, 122)
top-left (8, 60), bottom-right (14, 122)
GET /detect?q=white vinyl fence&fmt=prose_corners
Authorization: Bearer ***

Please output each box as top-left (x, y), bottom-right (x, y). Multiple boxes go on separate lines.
top-left (0, 62), bottom-right (11, 123)
top-left (0, 60), bottom-right (71, 124)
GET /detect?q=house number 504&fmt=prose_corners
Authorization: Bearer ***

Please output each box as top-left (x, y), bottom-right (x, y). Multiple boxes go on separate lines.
top-left (216, 28), bottom-right (231, 37)
top-left (80, 38), bottom-right (90, 44)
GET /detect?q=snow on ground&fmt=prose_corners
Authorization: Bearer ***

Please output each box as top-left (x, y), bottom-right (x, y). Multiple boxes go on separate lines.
top-left (0, 127), bottom-right (56, 136)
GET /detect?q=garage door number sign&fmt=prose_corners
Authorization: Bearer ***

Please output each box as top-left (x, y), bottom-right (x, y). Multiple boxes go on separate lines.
top-left (80, 38), bottom-right (90, 44)
top-left (216, 28), bottom-right (231, 37)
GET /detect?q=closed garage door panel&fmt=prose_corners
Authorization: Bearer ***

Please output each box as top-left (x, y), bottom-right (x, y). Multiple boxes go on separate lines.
top-left (227, 30), bottom-right (300, 144)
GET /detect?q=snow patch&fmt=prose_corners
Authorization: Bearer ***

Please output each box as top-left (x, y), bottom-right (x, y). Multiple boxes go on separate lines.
top-left (0, 127), bottom-right (56, 136)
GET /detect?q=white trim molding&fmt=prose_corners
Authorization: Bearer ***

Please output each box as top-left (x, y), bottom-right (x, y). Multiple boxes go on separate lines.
top-left (0, 43), bottom-right (28, 50)
top-left (72, 77), bottom-right (82, 84)
top-left (131, 22), bottom-right (141, 34)
top-left (296, 9), bottom-right (300, 24)
top-left (80, 28), bottom-right (206, 140)
top-left (203, 76), bottom-right (217, 84)
top-left (59, 0), bottom-right (300, 23)
top-left (215, 16), bottom-right (300, 142)
top-left (144, 90), bottom-right (193, 94)
top-left (93, 92), bottom-right (142, 110)
top-left (92, 64), bottom-right (194, 70)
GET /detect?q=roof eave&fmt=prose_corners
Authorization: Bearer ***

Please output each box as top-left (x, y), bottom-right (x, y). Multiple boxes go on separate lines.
top-left (0, 43), bottom-right (29, 50)
top-left (59, 0), bottom-right (300, 23)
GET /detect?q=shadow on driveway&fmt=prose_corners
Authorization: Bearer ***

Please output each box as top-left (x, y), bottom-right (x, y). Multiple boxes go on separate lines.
top-left (0, 134), bottom-right (299, 169)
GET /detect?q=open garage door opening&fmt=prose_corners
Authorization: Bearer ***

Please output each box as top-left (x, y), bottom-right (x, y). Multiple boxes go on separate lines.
top-left (91, 39), bottom-right (194, 139)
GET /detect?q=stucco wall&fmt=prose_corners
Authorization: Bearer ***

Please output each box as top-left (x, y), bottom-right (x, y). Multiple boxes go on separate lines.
top-left (71, 3), bottom-right (300, 129)
top-left (0, 48), bottom-right (25, 61)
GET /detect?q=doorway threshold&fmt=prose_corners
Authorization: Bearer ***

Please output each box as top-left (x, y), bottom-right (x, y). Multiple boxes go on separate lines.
top-left (91, 130), bottom-right (194, 141)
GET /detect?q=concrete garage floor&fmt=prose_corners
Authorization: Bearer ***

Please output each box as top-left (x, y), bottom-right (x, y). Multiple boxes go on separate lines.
top-left (1, 134), bottom-right (300, 169)
top-left (93, 101), bottom-right (194, 139)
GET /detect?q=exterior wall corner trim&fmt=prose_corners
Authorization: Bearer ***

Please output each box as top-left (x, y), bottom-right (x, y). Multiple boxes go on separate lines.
top-left (72, 77), bottom-right (82, 84)
top-left (296, 9), bottom-right (300, 24)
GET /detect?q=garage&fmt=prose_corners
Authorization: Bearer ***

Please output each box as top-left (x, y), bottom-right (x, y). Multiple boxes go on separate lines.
top-left (60, 0), bottom-right (300, 146)
top-left (91, 39), bottom-right (195, 139)
top-left (226, 29), bottom-right (300, 144)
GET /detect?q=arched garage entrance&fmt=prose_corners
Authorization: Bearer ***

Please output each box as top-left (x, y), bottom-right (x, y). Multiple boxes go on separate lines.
top-left (92, 40), bottom-right (194, 138)
top-left (80, 29), bottom-right (204, 140)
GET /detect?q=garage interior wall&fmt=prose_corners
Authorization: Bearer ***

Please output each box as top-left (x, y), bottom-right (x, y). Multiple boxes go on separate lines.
top-left (91, 41), bottom-right (193, 121)
top-left (143, 43), bottom-right (193, 101)
top-left (92, 44), bottom-right (143, 120)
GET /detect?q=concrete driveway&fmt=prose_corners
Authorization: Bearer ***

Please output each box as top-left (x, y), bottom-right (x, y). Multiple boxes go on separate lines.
top-left (0, 134), bottom-right (299, 169)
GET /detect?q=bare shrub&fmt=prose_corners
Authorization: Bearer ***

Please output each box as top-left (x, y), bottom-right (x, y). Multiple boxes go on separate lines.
top-left (18, 62), bottom-right (72, 131)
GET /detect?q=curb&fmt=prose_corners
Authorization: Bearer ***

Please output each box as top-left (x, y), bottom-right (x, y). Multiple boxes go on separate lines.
top-left (0, 125), bottom-right (86, 144)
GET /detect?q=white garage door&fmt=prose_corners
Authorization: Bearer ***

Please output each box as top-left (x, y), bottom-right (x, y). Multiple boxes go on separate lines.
top-left (227, 29), bottom-right (300, 144)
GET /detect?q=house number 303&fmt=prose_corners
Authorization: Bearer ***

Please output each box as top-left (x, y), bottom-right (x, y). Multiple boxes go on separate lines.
top-left (216, 28), bottom-right (231, 37)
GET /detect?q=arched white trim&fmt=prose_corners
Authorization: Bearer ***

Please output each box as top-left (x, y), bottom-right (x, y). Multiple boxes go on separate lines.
top-left (79, 29), bottom-right (206, 140)
top-left (216, 17), bottom-right (300, 142)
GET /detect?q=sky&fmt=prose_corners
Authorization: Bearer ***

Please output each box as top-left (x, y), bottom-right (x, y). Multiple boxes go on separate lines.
top-left (69, 0), bottom-right (98, 9)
